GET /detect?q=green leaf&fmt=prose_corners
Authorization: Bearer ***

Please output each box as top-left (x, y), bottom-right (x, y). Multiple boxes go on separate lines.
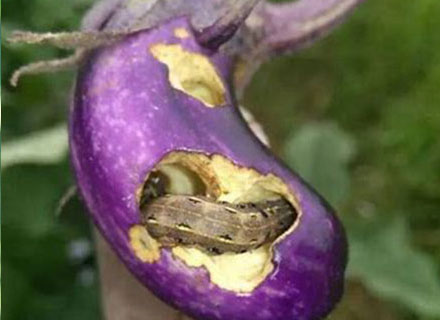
top-left (2, 124), bottom-right (68, 169)
top-left (2, 162), bottom-right (72, 237)
top-left (380, 61), bottom-right (440, 199)
top-left (283, 122), bottom-right (356, 205)
top-left (2, 162), bottom-right (99, 320)
top-left (1, 262), bottom-right (34, 320)
top-left (348, 218), bottom-right (440, 317)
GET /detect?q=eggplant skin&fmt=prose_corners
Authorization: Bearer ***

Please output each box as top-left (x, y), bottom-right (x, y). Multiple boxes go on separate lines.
top-left (69, 17), bottom-right (347, 320)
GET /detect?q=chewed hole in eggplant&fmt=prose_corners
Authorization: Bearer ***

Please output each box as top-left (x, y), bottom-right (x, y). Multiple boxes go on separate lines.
top-left (133, 152), bottom-right (301, 293)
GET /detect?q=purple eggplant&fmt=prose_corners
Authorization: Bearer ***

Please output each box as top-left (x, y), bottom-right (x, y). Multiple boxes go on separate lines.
top-left (10, 1), bottom-right (364, 319)
top-left (70, 17), bottom-right (346, 320)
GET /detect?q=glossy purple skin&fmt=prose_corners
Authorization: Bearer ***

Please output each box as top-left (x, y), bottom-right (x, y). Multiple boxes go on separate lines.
top-left (70, 17), bottom-right (347, 320)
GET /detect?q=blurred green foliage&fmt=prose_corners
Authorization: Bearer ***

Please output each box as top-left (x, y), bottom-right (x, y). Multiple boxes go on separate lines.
top-left (2, 0), bottom-right (440, 319)
top-left (284, 123), bottom-right (356, 205)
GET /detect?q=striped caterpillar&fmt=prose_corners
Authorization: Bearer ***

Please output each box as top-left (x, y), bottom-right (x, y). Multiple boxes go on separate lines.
top-left (140, 172), bottom-right (296, 254)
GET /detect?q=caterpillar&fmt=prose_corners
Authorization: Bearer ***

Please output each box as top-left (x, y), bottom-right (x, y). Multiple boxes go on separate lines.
top-left (140, 173), bottom-right (296, 254)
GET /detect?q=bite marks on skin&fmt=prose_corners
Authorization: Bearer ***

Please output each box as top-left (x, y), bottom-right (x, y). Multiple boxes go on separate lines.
top-left (150, 44), bottom-right (226, 107)
top-left (172, 244), bottom-right (273, 293)
top-left (129, 225), bottom-right (161, 263)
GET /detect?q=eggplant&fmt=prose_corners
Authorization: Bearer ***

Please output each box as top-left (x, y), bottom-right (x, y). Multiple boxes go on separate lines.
top-left (10, 1), bottom-right (365, 318)
top-left (70, 17), bottom-right (347, 320)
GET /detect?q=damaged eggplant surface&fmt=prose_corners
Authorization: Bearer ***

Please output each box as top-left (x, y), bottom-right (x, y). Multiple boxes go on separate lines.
top-left (9, 0), bottom-right (365, 319)
top-left (69, 17), bottom-right (347, 320)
